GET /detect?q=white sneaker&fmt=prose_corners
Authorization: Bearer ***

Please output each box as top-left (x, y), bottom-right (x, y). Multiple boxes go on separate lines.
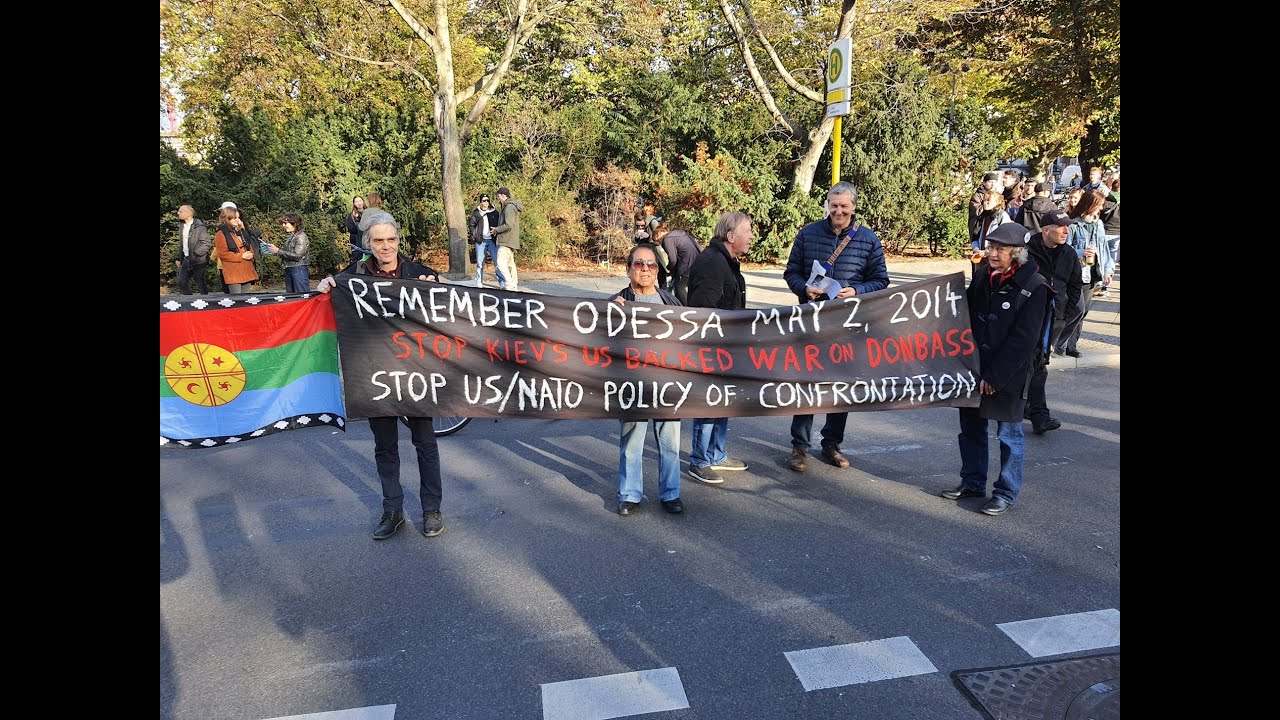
top-left (475, 280), bottom-right (484, 288)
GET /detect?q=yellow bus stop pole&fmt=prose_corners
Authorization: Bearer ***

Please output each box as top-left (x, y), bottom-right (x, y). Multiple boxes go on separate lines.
top-left (831, 116), bottom-right (842, 185)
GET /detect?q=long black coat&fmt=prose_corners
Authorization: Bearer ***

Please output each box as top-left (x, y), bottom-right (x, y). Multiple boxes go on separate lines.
top-left (967, 259), bottom-right (1049, 421)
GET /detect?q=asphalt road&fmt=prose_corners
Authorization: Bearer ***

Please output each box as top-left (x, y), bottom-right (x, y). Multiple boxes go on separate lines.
top-left (161, 377), bottom-right (1119, 720)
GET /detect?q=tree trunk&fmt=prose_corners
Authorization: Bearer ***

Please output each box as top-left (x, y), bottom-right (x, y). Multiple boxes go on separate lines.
top-left (428, 0), bottom-right (468, 277)
top-left (1080, 118), bottom-right (1103, 175)
top-left (436, 95), bottom-right (468, 276)
top-left (794, 117), bottom-right (838, 195)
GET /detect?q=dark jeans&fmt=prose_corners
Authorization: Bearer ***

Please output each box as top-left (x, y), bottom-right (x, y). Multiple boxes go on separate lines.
top-left (791, 412), bottom-right (849, 449)
top-left (1057, 286), bottom-right (1095, 353)
top-left (1026, 316), bottom-right (1067, 423)
top-left (177, 260), bottom-right (208, 295)
top-left (369, 416), bottom-right (442, 514)
top-left (284, 265), bottom-right (310, 293)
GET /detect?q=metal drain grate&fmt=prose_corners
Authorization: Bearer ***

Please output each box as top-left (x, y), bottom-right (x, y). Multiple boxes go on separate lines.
top-left (953, 653), bottom-right (1119, 720)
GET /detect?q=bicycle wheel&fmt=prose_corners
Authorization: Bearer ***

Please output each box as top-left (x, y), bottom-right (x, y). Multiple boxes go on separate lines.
top-left (432, 415), bottom-right (471, 437)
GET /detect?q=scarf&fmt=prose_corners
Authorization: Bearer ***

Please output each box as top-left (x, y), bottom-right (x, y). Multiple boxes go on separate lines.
top-left (219, 222), bottom-right (242, 253)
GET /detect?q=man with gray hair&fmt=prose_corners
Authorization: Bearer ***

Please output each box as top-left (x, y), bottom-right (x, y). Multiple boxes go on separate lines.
top-left (173, 204), bottom-right (212, 294)
top-left (685, 211), bottom-right (754, 485)
top-left (782, 182), bottom-right (889, 473)
top-left (316, 217), bottom-right (448, 540)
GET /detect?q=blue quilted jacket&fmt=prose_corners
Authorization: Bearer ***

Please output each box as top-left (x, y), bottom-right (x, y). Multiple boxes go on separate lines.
top-left (783, 218), bottom-right (890, 302)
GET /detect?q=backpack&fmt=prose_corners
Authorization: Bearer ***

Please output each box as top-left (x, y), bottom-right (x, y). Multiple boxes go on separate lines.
top-left (1014, 272), bottom-right (1055, 368)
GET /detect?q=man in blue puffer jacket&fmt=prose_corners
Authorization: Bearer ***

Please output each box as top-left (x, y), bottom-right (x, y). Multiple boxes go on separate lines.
top-left (782, 181), bottom-right (890, 473)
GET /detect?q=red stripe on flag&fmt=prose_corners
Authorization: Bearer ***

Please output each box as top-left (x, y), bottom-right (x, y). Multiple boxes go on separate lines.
top-left (160, 294), bottom-right (338, 355)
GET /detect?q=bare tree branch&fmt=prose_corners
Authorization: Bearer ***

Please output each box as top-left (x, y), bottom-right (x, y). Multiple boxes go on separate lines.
top-left (387, 0), bottom-right (441, 55)
top-left (717, 0), bottom-right (801, 136)
top-left (459, 0), bottom-right (566, 141)
top-left (741, 1), bottom-right (822, 103)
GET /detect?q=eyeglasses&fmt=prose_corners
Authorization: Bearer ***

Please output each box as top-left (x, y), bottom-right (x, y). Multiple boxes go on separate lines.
top-left (631, 260), bottom-right (658, 270)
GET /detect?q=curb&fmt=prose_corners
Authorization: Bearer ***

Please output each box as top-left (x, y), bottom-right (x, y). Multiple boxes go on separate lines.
top-left (1058, 353), bottom-right (1120, 369)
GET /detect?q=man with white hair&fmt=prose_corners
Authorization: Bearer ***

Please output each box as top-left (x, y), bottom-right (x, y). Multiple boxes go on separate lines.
top-left (316, 217), bottom-right (446, 540)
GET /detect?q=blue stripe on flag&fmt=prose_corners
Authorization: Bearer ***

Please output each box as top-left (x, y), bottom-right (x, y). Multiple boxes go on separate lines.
top-left (160, 373), bottom-right (345, 440)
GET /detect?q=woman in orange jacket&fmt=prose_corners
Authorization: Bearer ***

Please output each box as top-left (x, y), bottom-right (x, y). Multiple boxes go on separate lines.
top-left (213, 207), bottom-right (259, 293)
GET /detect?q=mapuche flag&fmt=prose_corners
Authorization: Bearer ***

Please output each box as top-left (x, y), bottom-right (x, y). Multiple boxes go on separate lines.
top-left (160, 294), bottom-right (346, 448)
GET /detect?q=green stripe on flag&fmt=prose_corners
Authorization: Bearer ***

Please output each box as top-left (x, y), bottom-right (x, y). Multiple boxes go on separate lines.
top-left (160, 331), bottom-right (339, 398)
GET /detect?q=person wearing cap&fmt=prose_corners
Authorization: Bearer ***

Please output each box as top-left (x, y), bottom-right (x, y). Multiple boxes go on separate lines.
top-left (942, 222), bottom-right (1048, 516)
top-left (1057, 190), bottom-right (1113, 357)
top-left (1024, 210), bottom-right (1083, 434)
top-left (490, 187), bottom-right (524, 292)
top-left (314, 216), bottom-right (446, 541)
top-left (1019, 182), bottom-right (1059, 234)
top-left (468, 193), bottom-right (505, 289)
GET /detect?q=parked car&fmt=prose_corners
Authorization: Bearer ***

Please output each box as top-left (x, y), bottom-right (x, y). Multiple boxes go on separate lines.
top-left (1059, 164), bottom-right (1082, 190)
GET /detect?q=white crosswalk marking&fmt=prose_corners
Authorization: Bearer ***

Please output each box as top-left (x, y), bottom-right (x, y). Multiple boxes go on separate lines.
top-left (784, 636), bottom-right (938, 691)
top-left (541, 667), bottom-right (690, 720)
top-left (262, 705), bottom-right (395, 720)
top-left (997, 609), bottom-right (1120, 657)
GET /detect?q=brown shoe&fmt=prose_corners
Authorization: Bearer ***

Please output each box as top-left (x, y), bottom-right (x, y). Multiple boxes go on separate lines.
top-left (788, 448), bottom-right (807, 472)
top-left (822, 444), bottom-right (851, 468)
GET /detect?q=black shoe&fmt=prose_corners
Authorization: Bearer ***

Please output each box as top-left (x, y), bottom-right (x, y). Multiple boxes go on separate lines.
top-left (1053, 349), bottom-right (1066, 357)
top-left (661, 498), bottom-right (684, 514)
top-left (372, 511), bottom-right (405, 540)
top-left (1033, 418), bottom-right (1062, 434)
top-left (689, 466), bottom-right (724, 484)
top-left (981, 496), bottom-right (1012, 515)
top-left (422, 510), bottom-right (445, 537)
top-left (941, 486), bottom-right (984, 500)
top-left (618, 501), bottom-right (640, 516)
top-left (1065, 349), bottom-right (1082, 358)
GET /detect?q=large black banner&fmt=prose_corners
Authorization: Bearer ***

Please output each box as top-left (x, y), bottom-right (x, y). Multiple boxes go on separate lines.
top-left (331, 272), bottom-right (980, 419)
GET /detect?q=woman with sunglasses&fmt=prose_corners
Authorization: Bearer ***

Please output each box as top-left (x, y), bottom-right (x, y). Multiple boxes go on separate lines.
top-left (609, 242), bottom-right (684, 517)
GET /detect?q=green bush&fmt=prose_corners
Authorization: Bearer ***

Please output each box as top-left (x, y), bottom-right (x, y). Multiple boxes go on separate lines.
top-left (924, 203), bottom-right (971, 259)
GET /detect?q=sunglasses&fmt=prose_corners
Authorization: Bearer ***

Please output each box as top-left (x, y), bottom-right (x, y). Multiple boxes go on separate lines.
top-left (630, 260), bottom-right (658, 270)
